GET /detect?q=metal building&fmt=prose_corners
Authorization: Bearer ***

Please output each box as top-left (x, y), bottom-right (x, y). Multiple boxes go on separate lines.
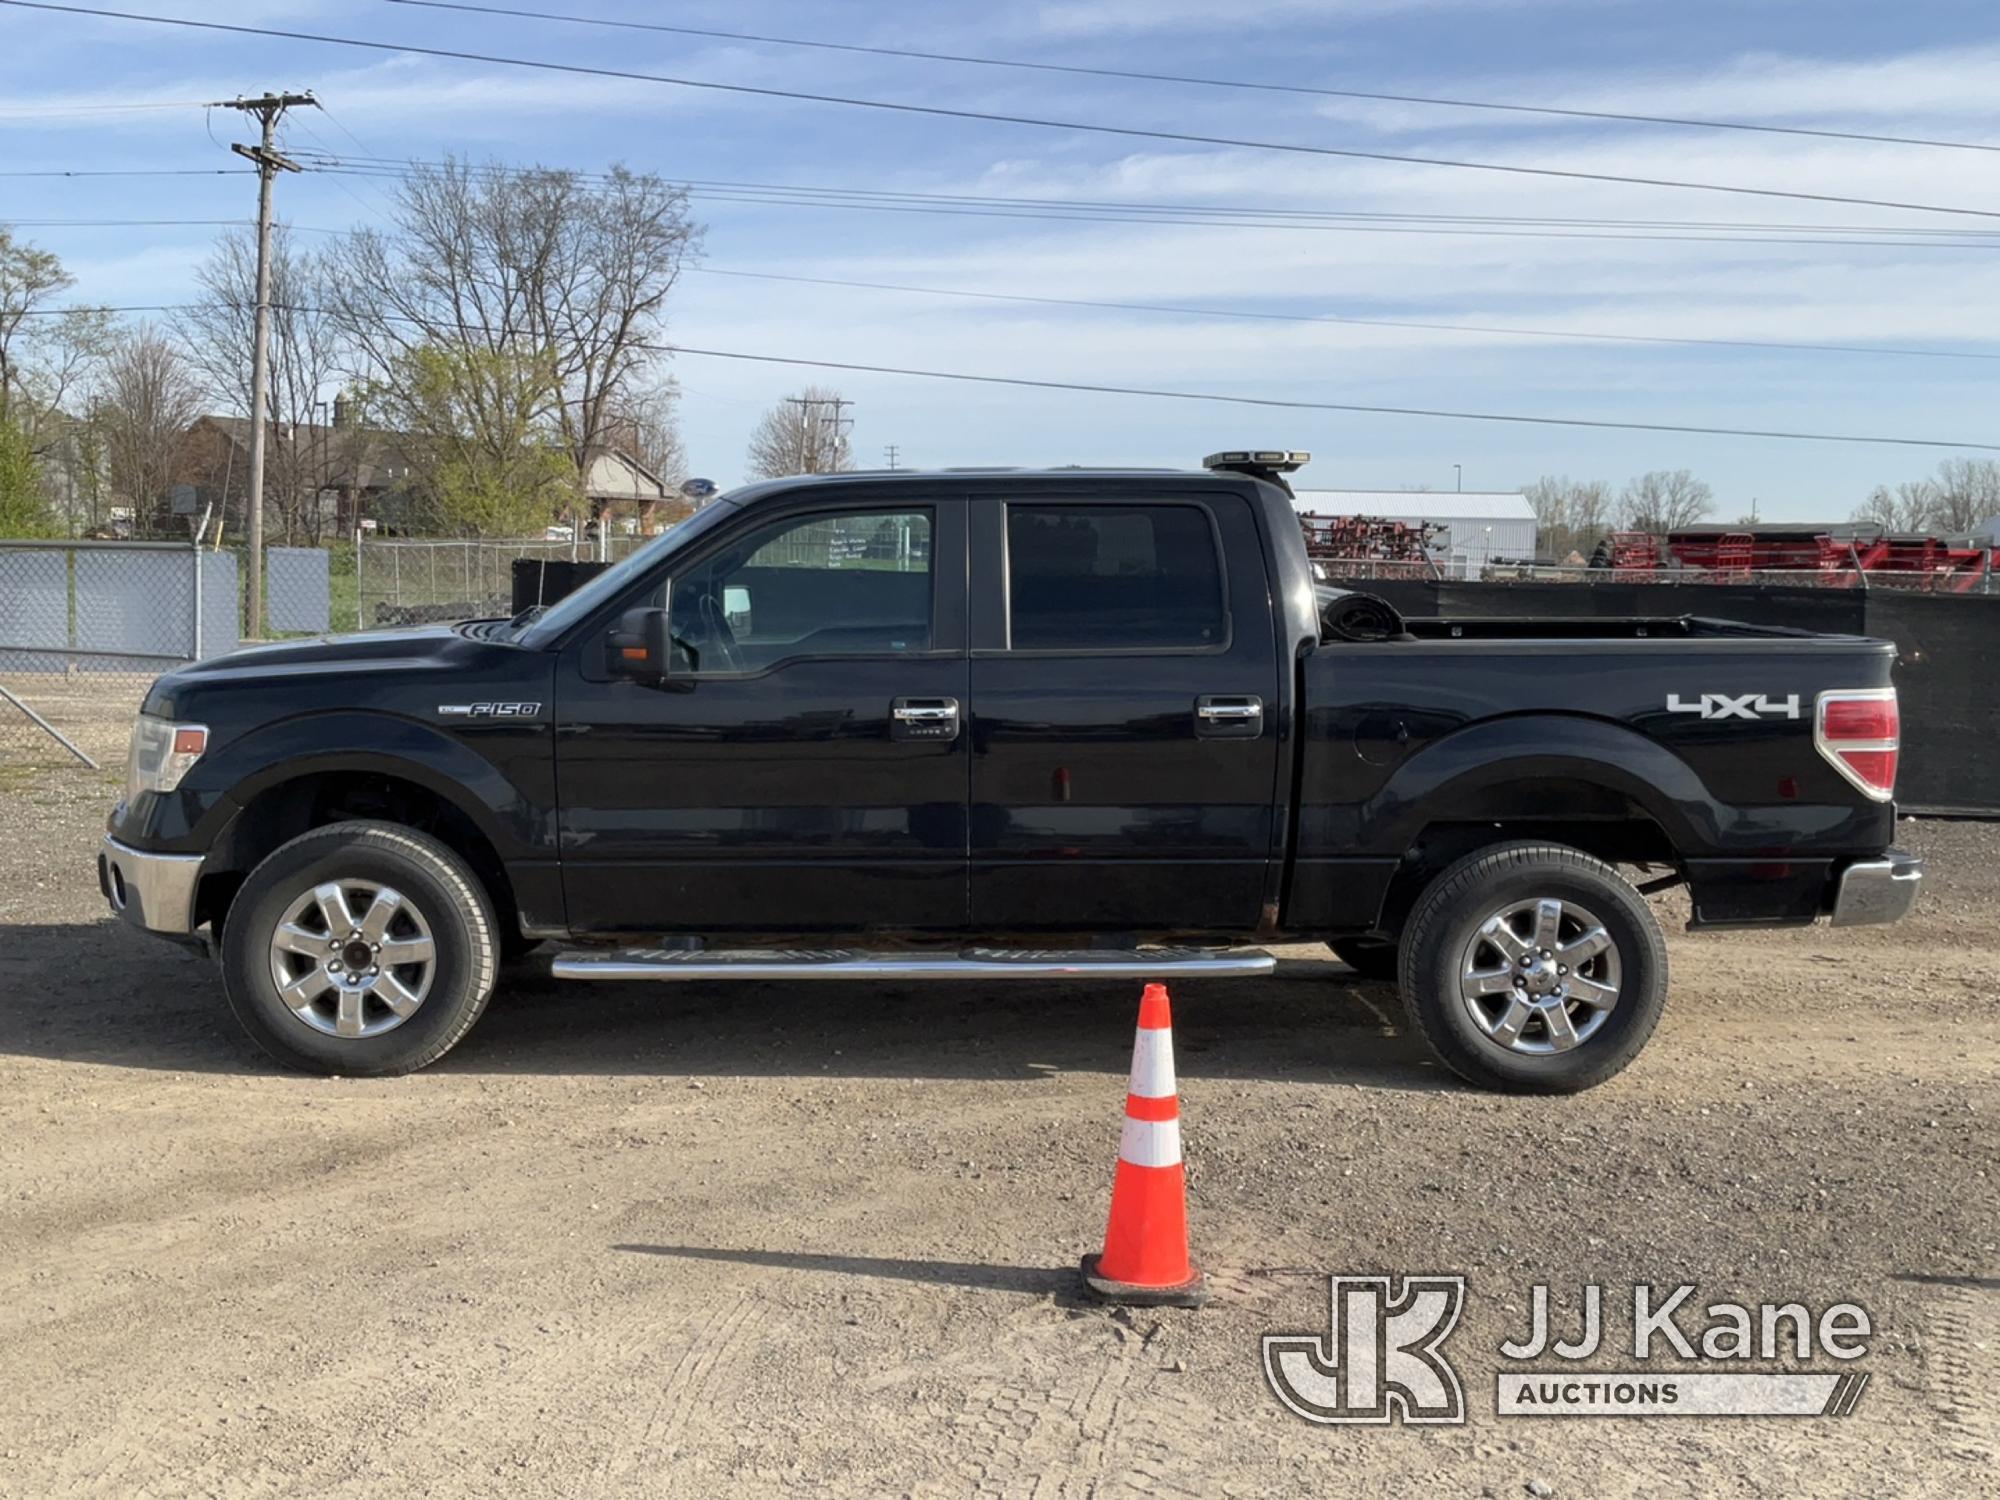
top-left (1290, 490), bottom-right (1538, 577)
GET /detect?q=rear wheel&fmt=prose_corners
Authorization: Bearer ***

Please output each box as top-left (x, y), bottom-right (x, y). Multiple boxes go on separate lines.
top-left (220, 820), bottom-right (499, 1076)
top-left (1397, 842), bottom-right (1667, 1094)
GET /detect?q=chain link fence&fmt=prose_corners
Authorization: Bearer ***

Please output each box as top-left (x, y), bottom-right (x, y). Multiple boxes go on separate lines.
top-left (0, 532), bottom-right (660, 773)
top-left (0, 541), bottom-right (225, 771)
top-left (355, 533), bottom-right (646, 627)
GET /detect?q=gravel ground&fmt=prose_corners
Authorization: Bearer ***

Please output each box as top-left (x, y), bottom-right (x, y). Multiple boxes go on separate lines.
top-left (0, 674), bottom-right (156, 772)
top-left (0, 770), bottom-right (1993, 1498)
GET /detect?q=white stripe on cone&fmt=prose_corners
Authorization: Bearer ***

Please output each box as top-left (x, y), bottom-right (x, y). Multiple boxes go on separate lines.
top-left (1128, 1026), bottom-right (1178, 1099)
top-left (1119, 1116), bottom-right (1183, 1169)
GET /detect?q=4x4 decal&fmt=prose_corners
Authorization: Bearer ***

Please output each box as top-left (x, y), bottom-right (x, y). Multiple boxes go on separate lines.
top-left (1666, 693), bottom-right (1800, 721)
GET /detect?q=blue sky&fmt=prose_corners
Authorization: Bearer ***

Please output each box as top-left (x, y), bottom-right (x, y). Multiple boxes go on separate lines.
top-left (3, 0), bottom-right (1998, 516)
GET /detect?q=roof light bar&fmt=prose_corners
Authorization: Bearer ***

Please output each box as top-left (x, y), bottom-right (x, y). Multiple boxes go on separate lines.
top-left (1202, 449), bottom-right (1311, 474)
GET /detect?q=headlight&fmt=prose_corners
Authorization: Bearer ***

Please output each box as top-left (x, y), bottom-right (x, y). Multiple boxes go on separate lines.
top-left (127, 715), bottom-right (208, 799)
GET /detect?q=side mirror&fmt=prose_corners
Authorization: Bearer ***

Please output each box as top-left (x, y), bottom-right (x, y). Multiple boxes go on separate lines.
top-left (606, 606), bottom-right (674, 687)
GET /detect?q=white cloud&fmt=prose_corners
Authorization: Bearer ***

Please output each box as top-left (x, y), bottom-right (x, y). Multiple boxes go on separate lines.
top-left (1545, 42), bottom-right (2000, 128)
top-left (1026, 0), bottom-right (1596, 38)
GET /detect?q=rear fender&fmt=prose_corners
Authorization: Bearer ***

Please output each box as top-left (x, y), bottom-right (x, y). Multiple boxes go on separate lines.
top-left (1360, 714), bottom-right (1716, 855)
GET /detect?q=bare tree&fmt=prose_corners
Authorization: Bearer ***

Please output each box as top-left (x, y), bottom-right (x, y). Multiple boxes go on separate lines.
top-left (178, 226), bottom-right (348, 542)
top-left (1852, 481), bottom-right (1939, 533)
top-left (745, 385), bottom-right (854, 479)
top-left (616, 376), bottom-right (687, 489)
top-left (1930, 458), bottom-right (2000, 535)
top-left (0, 226), bottom-right (71, 427)
top-left (326, 158), bottom-right (699, 520)
top-left (95, 325), bottom-right (202, 535)
top-left (1617, 469), bottom-right (1713, 533)
top-left (0, 227), bottom-right (112, 449)
top-left (1521, 473), bottom-right (1612, 561)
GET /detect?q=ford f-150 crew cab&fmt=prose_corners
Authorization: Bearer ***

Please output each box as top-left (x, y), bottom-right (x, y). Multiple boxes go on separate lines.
top-left (100, 450), bottom-right (1922, 1091)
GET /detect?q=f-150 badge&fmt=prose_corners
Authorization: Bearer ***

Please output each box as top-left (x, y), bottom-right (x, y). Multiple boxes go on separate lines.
top-left (1666, 693), bottom-right (1800, 720)
top-left (438, 702), bottom-right (543, 718)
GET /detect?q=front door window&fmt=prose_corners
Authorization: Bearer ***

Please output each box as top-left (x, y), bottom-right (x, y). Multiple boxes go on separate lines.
top-left (668, 510), bottom-right (933, 674)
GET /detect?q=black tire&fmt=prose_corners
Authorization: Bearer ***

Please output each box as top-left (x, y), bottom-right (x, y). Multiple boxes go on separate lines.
top-left (1396, 842), bottom-right (1667, 1094)
top-left (1329, 936), bottom-right (1399, 983)
top-left (219, 820), bottom-right (499, 1076)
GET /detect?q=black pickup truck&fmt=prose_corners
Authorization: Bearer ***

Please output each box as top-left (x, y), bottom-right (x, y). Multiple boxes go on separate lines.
top-left (101, 451), bottom-right (1920, 1091)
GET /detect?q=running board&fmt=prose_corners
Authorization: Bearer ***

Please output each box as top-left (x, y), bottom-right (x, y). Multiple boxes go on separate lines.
top-left (550, 946), bottom-right (1276, 982)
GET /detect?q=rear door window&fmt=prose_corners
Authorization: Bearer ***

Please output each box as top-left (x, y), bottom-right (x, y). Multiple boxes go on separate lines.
top-left (1005, 503), bottom-right (1227, 650)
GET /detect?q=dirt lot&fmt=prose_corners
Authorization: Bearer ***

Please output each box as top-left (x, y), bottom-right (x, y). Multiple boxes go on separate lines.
top-left (0, 769), bottom-right (1993, 1498)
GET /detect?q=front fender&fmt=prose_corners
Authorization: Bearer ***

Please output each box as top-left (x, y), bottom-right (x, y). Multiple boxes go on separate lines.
top-left (121, 710), bottom-right (555, 862)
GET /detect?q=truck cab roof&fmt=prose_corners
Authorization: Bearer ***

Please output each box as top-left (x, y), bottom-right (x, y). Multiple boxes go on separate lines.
top-left (719, 465), bottom-right (1254, 503)
top-left (717, 450), bottom-right (1309, 507)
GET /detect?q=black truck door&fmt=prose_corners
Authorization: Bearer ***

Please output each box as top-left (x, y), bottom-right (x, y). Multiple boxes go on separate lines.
top-left (966, 489), bottom-right (1280, 934)
top-left (554, 496), bottom-right (969, 934)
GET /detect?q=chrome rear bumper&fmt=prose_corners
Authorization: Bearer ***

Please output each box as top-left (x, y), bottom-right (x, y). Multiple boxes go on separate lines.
top-left (1829, 849), bottom-right (1923, 927)
top-left (99, 834), bottom-right (203, 937)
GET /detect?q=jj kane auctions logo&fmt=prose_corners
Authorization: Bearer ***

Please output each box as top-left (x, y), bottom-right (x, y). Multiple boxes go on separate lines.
top-left (1263, 1278), bottom-right (1871, 1424)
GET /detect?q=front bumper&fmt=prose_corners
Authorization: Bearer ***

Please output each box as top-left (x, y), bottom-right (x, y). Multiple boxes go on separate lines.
top-left (1828, 848), bottom-right (1923, 927)
top-left (99, 834), bottom-right (203, 938)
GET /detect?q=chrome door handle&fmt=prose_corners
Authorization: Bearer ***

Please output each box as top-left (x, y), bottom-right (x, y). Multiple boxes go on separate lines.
top-left (891, 696), bottom-right (960, 741)
top-left (1195, 694), bottom-right (1263, 738)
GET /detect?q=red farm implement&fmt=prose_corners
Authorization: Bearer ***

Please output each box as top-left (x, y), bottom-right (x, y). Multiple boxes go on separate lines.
top-left (1298, 513), bottom-right (1444, 578)
top-left (1595, 526), bottom-right (1999, 593)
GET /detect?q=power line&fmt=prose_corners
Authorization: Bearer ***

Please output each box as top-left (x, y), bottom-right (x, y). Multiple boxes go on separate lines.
top-left (312, 177), bottom-right (2000, 251)
top-left (686, 268), bottom-right (2000, 364)
top-left (0, 218), bottom-right (348, 231)
top-left (647, 343), bottom-right (2000, 452)
top-left (0, 98), bottom-right (210, 115)
top-left (20, 152), bottom-right (2000, 245)
top-left (12, 291), bottom-right (1994, 449)
top-left (0, 167), bottom-right (245, 177)
top-left (383, 0), bottom-right (2000, 158)
top-left (301, 155), bottom-right (2000, 251)
top-left (18, 267), bottom-right (2000, 367)
top-left (8, 1), bottom-right (2000, 223)
top-left (644, 343), bottom-right (2000, 452)
top-left (294, 151), bottom-right (2000, 233)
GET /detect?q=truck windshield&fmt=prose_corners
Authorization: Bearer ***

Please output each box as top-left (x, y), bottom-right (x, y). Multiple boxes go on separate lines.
top-left (514, 501), bottom-right (740, 647)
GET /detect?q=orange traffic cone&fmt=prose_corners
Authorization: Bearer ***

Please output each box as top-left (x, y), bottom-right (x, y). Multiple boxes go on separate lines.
top-left (1081, 983), bottom-right (1209, 1308)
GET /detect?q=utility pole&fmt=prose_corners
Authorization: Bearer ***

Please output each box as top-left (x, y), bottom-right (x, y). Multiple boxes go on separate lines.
top-left (883, 444), bottom-right (899, 470)
top-left (786, 395), bottom-right (855, 473)
top-left (217, 91), bottom-right (315, 638)
top-left (822, 397), bottom-right (852, 469)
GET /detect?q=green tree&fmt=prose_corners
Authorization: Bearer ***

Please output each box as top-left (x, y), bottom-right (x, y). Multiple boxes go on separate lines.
top-left (368, 343), bottom-right (576, 537)
top-left (326, 158), bottom-right (699, 504)
top-left (0, 415), bottom-right (53, 536)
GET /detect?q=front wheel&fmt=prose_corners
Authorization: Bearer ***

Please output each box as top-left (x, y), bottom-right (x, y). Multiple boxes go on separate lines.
top-left (1397, 843), bottom-right (1667, 1094)
top-left (219, 820), bottom-right (500, 1076)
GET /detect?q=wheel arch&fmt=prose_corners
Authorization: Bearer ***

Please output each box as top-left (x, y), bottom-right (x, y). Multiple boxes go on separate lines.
top-left (1358, 715), bottom-right (1700, 935)
top-left (197, 760), bottom-right (519, 941)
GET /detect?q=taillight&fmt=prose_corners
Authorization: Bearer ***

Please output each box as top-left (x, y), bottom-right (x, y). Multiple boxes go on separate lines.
top-left (1815, 689), bottom-right (1898, 801)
